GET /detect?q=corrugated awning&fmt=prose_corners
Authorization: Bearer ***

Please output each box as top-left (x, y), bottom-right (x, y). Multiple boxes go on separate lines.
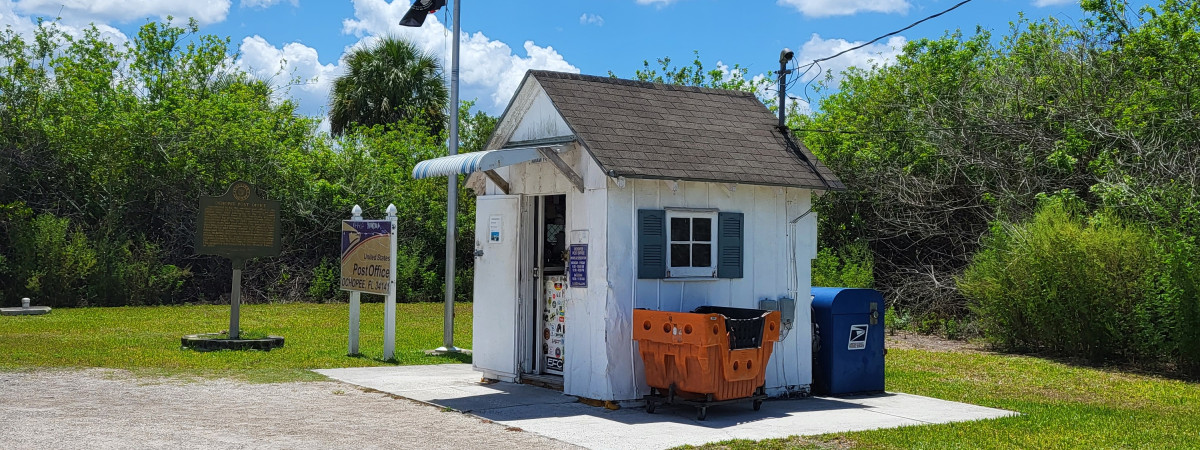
top-left (411, 143), bottom-right (570, 179)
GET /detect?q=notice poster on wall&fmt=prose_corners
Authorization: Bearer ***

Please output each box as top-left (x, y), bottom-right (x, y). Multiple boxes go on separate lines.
top-left (488, 214), bottom-right (502, 243)
top-left (568, 244), bottom-right (587, 288)
top-left (543, 276), bottom-right (567, 375)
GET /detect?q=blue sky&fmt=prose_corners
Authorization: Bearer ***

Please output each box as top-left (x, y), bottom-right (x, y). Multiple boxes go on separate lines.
top-left (0, 0), bottom-right (1154, 125)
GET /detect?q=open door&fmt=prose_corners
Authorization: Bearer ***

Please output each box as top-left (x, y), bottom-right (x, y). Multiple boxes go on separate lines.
top-left (472, 195), bottom-right (522, 380)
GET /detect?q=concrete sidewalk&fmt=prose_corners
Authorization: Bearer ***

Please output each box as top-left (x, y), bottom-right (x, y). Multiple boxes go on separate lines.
top-left (316, 365), bottom-right (1016, 449)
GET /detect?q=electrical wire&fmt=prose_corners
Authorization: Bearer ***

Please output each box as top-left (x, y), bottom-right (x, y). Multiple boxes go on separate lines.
top-left (783, 0), bottom-right (977, 103)
top-left (808, 0), bottom-right (976, 67)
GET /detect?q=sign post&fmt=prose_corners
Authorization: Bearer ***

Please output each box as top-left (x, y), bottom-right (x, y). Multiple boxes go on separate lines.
top-left (347, 206), bottom-right (363, 355)
top-left (196, 181), bottom-right (281, 340)
top-left (340, 204), bottom-right (398, 359)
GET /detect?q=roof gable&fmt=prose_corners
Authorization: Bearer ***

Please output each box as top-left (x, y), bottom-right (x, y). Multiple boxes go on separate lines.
top-left (509, 90), bottom-right (572, 143)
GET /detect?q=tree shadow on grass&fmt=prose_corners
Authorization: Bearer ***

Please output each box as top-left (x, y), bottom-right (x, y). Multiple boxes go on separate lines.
top-left (1003, 349), bottom-right (1200, 384)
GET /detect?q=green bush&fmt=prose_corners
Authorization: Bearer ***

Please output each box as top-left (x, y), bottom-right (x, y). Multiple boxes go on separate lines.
top-left (961, 197), bottom-right (1199, 370)
top-left (91, 238), bottom-right (190, 306)
top-left (1145, 232), bottom-right (1200, 373)
top-left (812, 240), bottom-right (875, 288)
top-left (6, 213), bottom-right (98, 307)
top-left (4, 211), bottom-right (190, 307)
top-left (306, 257), bottom-right (343, 301)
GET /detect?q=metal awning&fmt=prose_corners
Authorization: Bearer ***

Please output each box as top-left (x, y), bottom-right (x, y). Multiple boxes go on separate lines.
top-left (412, 138), bottom-right (583, 194)
top-left (412, 136), bottom-right (576, 178)
top-left (412, 147), bottom-right (536, 179)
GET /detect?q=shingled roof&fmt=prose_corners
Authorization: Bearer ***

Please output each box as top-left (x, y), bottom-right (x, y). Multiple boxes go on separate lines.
top-left (526, 70), bottom-right (844, 190)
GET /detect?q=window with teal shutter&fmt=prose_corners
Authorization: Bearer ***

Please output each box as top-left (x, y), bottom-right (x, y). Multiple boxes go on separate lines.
top-left (638, 209), bottom-right (744, 279)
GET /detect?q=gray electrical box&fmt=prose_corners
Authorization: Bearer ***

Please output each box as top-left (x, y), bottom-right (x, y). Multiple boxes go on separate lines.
top-left (759, 297), bottom-right (796, 340)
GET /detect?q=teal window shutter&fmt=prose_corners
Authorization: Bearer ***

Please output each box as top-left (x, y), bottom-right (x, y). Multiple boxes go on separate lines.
top-left (638, 209), bottom-right (667, 279)
top-left (717, 212), bottom-right (744, 278)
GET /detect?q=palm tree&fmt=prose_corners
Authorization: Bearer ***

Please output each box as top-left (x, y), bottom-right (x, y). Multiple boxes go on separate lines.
top-left (329, 37), bottom-right (448, 136)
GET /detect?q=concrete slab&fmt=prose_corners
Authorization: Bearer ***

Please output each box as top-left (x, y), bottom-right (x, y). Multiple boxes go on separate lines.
top-left (316, 364), bottom-right (1017, 450)
top-left (1, 306), bottom-right (51, 316)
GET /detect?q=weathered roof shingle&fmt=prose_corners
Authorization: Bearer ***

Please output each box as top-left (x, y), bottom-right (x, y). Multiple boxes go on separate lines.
top-left (527, 70), bottom-right (844, 190)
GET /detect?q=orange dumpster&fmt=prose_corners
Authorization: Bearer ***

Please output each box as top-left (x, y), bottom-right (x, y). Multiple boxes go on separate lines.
top-left (633, 306), bottom-right (781, 418)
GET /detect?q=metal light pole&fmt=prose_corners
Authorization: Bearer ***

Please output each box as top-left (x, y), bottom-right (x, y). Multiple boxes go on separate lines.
top-left (434, 0), bottom-right (464, 354)
top-left (403, 0), bottom-right (465, 355)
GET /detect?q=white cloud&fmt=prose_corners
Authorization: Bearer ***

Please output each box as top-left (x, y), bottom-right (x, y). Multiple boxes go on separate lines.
top-left (579, 13), bottom-right (604, 26)
top-left (240, 0), bottom-right (299, 9)
top-left (4, 0), bottom-right (580, 120)
top-left (796, 33), bottom-right (907, 87)
top-left (1, 1), bottom-right (39, 36)
top-left (1, 2), bottom-right (128, 45)
top-left (777, 0), bottom-right (910, 17)
top-left (341, 0), bottom-right (578, 112)
top-left (237, 35), bottom-right (338, 117)
top-left (1032, 0), bottom-right (1075, 6)
top-left (13, 0), bottom-right (232, 25)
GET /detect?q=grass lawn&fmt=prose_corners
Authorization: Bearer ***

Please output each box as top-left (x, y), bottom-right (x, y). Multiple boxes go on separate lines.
top-left (5, 304), bottom-right (1200, 448)
top-left (688, 346), bottom-right (1200, 449)
top-left (0, 302), bottom-right (471, 383)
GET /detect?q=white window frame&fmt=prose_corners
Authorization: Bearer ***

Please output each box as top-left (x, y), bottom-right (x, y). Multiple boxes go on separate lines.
top-left (665, 210), bottom-right (717, 278)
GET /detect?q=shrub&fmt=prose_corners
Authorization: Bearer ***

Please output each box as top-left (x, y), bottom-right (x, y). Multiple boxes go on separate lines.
top-left (812, 240), bottom-right (875, 288)
top-left (306, 257), bottom-right (343, 302)
top-left (961, 197), bottom-right (1199, 370)
top-left (395, 243), bottom-right (440, 302)
top-left (1145, 232), bottom-right (1200, 373)
top-left (6, 213), bottom-right (98, 307)
top-left (90, 238), bottom-right (190, 306)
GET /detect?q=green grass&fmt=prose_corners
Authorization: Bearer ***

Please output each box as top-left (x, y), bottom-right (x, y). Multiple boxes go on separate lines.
top-left (8, 304), bottom-right (1200, 448)
top-left (0, 302), bottom-right (472, 383)
top-left (686, 348), bottom-right (1200, 449)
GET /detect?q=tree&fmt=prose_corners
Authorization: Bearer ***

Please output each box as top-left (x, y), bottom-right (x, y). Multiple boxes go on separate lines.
top-left (797, 0), bottom-right (1200, 323)
top-left (329, 37), bottom-right (447, 137)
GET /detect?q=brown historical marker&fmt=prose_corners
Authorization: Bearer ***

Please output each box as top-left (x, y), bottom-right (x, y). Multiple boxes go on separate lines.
top-left (197, 181), bottom-right (282, 268)
top-left (196, 181), bottom-right (281, 339)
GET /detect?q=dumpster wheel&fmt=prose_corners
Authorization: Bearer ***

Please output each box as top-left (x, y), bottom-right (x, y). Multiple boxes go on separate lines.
top-left (643, 384), bottom-right (767, 421)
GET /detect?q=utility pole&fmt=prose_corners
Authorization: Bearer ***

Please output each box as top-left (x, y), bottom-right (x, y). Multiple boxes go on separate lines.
top-left (777, 48), bottom-right (794, 128)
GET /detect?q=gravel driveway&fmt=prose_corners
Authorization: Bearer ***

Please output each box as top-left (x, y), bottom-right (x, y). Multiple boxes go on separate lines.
top-left (0, 369), bottom-right (580, 450)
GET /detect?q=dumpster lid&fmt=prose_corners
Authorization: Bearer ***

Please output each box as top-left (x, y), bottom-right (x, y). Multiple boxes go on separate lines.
top-left (811, 287), bottom-right (883, 315)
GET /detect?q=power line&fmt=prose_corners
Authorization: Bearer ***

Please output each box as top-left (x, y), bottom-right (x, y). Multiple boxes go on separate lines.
top-left (784, 0), bottom-right (977, 102)
top-left (808, 0), bottom-right (976, 67)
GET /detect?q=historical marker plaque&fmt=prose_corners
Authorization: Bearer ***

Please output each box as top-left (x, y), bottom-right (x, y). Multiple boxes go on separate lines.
top-left (196, 181), bottom-right (281, 267)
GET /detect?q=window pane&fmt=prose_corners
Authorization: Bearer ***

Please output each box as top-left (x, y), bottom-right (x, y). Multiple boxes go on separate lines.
top-left (670, 217), bottom-right (690, 241)
top-left (671, 244), bottom-right (691, 267)
top-left (692, 244), bottom-right (711, 267)
top-left (693, 218), bottom-right (712, 241)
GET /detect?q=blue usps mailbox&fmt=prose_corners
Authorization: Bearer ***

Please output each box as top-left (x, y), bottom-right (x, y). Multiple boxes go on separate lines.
top-left (811, 287), bottom-right (885, 396)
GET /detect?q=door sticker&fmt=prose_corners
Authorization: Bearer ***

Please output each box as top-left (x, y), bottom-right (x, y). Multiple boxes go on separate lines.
top-left (848, 324), bottom-right (868, 350)
top-left (543, 276), bottom-right (567, 374)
